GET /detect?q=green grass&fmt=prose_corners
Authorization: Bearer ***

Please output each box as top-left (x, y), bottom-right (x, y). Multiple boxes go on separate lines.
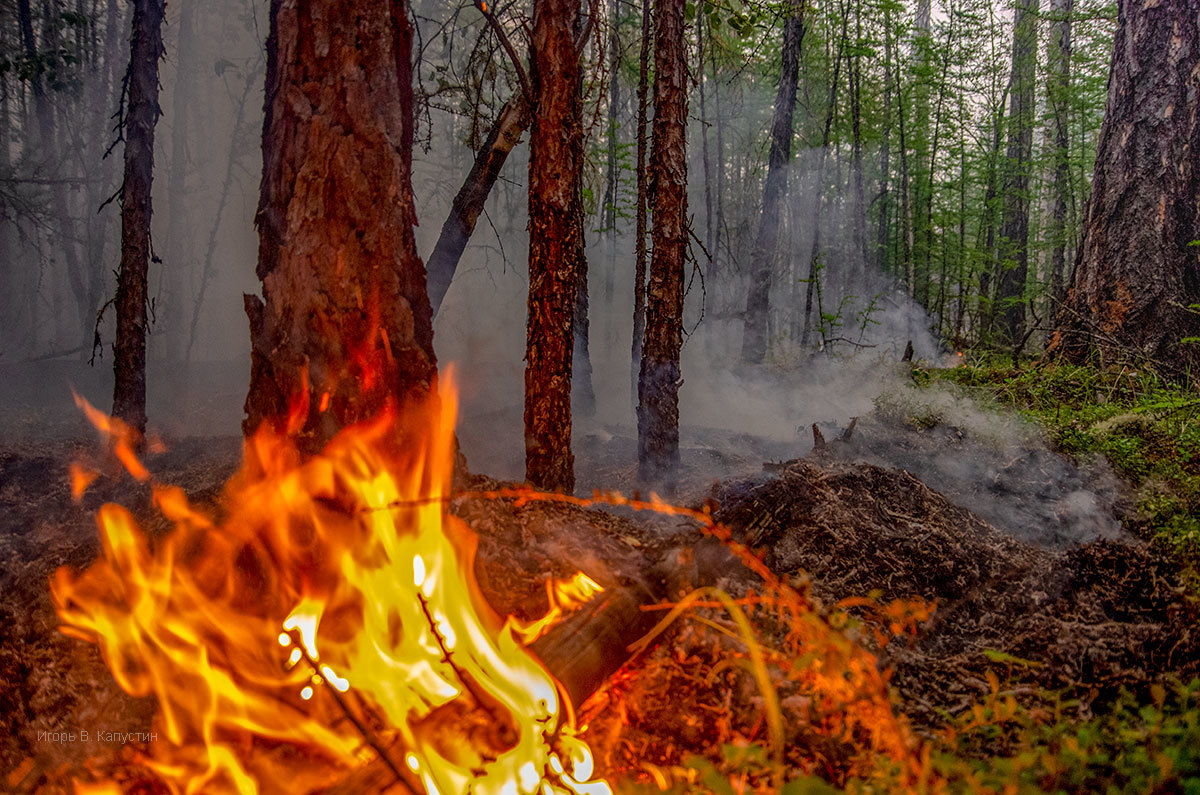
top-left (925, 357), bottom-right (1200, 585)
top-left (932, 678), bottom-right (1200, 794)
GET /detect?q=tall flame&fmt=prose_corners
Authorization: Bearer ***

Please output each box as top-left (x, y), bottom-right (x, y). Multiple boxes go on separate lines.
top-left (53, 376), bottom-right (610, 795)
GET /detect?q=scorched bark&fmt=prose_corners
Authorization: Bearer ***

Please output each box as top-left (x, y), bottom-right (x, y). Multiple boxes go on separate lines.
top-left (637, 0), bottom-right (688, 485)
top-left (1051, 0), bottom-right (1200, 378)
top-left (111, 0), bottom-right (165, 436)
top-left (525, 0), bottom-right (584, 492)
top-left (245, 0), bottom-right (436, 451)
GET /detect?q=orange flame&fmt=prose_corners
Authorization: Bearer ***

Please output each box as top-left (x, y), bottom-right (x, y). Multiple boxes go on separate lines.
top-left (510, 572), bottom-right (605, 645)
top-left (54, 373), bottom-right (610, 795)
top-left (72, 391), bottom-right (149, 482)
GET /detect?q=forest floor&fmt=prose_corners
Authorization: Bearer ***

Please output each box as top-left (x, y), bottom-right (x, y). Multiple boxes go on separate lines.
top-left (1, 358), bottom-right (1199, 793)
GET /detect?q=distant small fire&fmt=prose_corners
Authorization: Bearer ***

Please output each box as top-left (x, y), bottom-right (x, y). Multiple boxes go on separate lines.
top-left (54, 375), bottom-right (610, 795)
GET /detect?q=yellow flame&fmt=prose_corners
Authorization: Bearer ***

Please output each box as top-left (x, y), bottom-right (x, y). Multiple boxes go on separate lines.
top-left (510, 572), bottom-right (605, 645)
top-left (54, 372), bottom-right (610, 795)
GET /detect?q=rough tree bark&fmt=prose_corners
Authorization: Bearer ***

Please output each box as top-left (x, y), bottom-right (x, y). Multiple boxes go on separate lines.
top-left (572, 139), bottom-right (596, 418)
top-left (994, 0), bottom-right (1038, 350)
top-left (740, 0), bottom-right (804, 363)
top-left (637, 0), bottom-right (687, 484)
top-left (1050, 0), bottom-right (1200, 377)
top-left (111, 0), bottom-right (165, 435)
top-left (244, 0), bottom-right (436, 452)
top-left (525, 0), bottom-right (583, 491)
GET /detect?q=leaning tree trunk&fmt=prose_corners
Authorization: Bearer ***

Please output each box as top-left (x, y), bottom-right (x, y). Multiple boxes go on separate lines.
top-left (426, 95), bottom-right (530, 317)
top-left (525, 0), bottom-right (583, 492)
top-left (994, 0), bottom-right (1038, 352)
top-left (1050, 0), bottom-right (1200, 377)
top-left (636, 0), bottom-right (687, 485)
top-left (740, 0), bottom-right (803, 364)
top-left (111, 0), bottom-right (165, 436)
top-left (244, 0), bottom-right (436, 452)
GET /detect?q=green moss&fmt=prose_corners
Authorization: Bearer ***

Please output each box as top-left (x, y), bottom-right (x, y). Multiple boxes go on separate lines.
top-left (927, 357), bottom-right (1200, 584)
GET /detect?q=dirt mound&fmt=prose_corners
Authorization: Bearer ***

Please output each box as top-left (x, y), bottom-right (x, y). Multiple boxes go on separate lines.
top-left (713, 458), bottom-right (1200, 724)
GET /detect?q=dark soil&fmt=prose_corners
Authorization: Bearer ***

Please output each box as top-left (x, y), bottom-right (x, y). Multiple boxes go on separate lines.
top-left (712, 455), bottom-right (1200, 726)
top-left (2, 414), bottom-right (1198, 792)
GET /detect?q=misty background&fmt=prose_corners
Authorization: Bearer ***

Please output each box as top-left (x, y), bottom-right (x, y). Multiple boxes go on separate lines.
top-left (0, 0), bottom-right (1119, 547)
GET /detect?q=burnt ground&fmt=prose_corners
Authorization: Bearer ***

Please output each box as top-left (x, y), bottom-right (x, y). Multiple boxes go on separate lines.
top-left (2, 407), bottom-right (1199, 792)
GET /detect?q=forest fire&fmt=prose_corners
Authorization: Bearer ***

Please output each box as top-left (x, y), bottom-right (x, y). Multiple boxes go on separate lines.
top-left (51, 380), bottom-right (611, 795)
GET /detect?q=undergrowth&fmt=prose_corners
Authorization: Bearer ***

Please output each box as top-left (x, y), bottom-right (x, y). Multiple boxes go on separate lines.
top-left (632, 357), bottom-right (1200, 794)
top-left (925, 357), bottom-right (1200, 588)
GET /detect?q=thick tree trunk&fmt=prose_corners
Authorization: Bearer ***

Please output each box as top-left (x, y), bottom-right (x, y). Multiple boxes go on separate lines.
top-left (636, 0), bottom-right (687, 485)
top-left (994, 0), bottom-right (1038, 350)
top-left (1047, 0), bottom-right (1074, 316)
top-left (111, 0), bottom-right (164, 435)
top-left (244, 0), bottom-right (436, 452)
top-left (525, 0), bottom-right (583, 491)
top-left (741, 0), bottom-right (803, 363)
top-left (427, 95), bottom-right (530, 317)
top-left (1051, 0), bottom-right (1200, 377)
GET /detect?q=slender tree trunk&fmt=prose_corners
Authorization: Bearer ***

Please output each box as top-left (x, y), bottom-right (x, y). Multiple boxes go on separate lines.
top-left (630, 0), bottom-right (650, 406)
top-left (910, 0), bottom-right (932, 306)
top-left (427, 95), bottom-right (530, 317)
top-left (741, 0), bottom-right (804, 363)
top-left (711, 33), bottom-right (725, 294)
top-left (637, 0), bottom-right (687, 485)
top-left (896, 65), bottom-right (913, 299)
top-left (245, 0), bottom-right (436, 452)
top-left (922, 14), bottom-right (955, 310)
top-left (976, 79), bottom-right (1011, 335)
top-left (954, 93), bottom-right (968, 345)
top-left (1051, 0), bottom-right (1200, 378)
top-left (876, 2), bottom-right (893, 274)
top-left (111, 0), bottom-right (165, 435)
top-left (995, 0), bottom-right (1039, 352)
top-left (850, 3), bottom-right (865, 275)
top-left (697, 11), bottom-right (715, 353)
top-left (161, 0), bottom-right (197, 362)
top-left (186, 60), bottom-right (263, 365)
top-left (603, 0), bottom-right (621, 309)
top-left (525, 0), bottom-right (583, 491)
top-left (1047, 0), bottom-right (1074, 317)
top-left (801, 29), bottom-right (845, 346)
top-left (19, 0), bottom-right (90, 340)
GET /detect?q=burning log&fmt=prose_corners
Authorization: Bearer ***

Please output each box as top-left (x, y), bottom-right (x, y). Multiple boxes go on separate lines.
top-left (530, 575), bottom-right (667, 711)
top-left (325, 576), bottom-right (668, 795)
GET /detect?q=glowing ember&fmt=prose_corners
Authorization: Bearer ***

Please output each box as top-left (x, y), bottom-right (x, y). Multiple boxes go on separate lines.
top-left (54, 377), bottom-right (610, 795)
